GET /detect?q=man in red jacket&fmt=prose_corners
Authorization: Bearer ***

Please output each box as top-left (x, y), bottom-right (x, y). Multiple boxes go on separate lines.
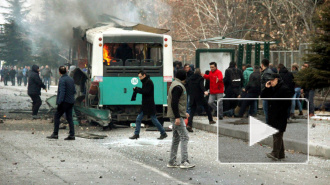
top-left (202, 62), bottom-right (224, 119)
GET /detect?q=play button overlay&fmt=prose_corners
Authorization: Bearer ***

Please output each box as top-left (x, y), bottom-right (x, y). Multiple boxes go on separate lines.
top-left (249, 116), bottom-right (278, 146)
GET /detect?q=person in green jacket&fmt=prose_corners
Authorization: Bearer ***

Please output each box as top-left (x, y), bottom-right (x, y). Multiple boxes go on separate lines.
top-left (243, 64), bottom-right (253, 87)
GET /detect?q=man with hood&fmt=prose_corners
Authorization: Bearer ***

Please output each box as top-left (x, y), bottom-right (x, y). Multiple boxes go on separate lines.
top-left (167, 69), bottom-right (195, 169)
top-left (202, 62), bottom-right (224, 119)
top-left (129, 70), bottom-right (167, 140)
top-left (261, 59), bottom-right (275, 123)
top-left (261, 73), bottom-right (292, 161)
top-left (28, 65), bottom-right (47, 119)
top-left (186, 68), bottom-right (215, 132)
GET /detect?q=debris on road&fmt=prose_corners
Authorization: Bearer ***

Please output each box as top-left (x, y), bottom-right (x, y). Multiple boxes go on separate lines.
top-left (76, 133), bottom-right (108, 139)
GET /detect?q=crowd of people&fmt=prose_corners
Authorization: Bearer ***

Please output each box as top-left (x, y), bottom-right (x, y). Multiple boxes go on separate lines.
top-left (173, 59), bottom-right (315, 133)
top-left (0, 65), bottom-right (52, 88)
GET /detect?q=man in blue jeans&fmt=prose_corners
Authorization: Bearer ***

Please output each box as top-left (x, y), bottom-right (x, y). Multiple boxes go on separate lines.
top-left (260, 59), bottom-right (274, 124)
top-left (129, 70), bottom-right (167, 140)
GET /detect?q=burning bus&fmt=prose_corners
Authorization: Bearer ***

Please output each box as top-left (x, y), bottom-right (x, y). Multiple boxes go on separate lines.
top-left (71, 19), bottom-right (173, 128)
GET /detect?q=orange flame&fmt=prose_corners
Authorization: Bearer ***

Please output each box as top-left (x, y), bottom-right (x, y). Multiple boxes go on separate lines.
top-left (3, 115), bottom-right (6, 118)
top-left (103, 44), bottom-right (113, 66)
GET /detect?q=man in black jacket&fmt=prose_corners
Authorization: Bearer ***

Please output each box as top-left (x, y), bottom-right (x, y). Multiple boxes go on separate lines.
top-left (47, 66), bottom-right (76, 140)
top-left (129, 70), bottom-right (167, 140)
top-left (186, 69), bottom-right (215, 132)
top-left (28, 65), bottom-right (47, 119)
top-left (223, 61), bottom-right (243, 114)
top-left (261, 59), bottom-right (274, 123)
top-left (3, 67), bottom-right (9, 86)
top-left (238, 66), bottom-right (261, 117)
top-left (9, 67), bottom-right (16, 86)
top-left (261, 73), bottom-right (292, 161)
top-left (184, 64), bottom-right (194, 115)
top-left (278, 63), bottom-right (295, 119)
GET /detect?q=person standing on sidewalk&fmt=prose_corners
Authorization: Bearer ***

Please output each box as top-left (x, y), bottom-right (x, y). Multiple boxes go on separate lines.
top-left (43, 65), bottom-right (52, 90)
top-left (47, 66), bottom-right (76, 140)
top-left (261, 59), bottom-right (274, 124)
top-left (17, 67), bottom-right (23, 86)
top-left (184, 64), bottom-right (194, 115)
top-left (202, 62), bottom-right (224, 119)
top-left (186, 68), bottom-right (215, 132)
top-left (3, 67), bottom-right (9, 86)
top-left (9, 67), bottom-right (16, 86)
top-left (129, 70), bottom-right (167, 140)
top-left (290, 63), bottom-right (303, 117)
top-left (23, 66), bottom-right (28, 86)
top-left (167, 69), bottom-right (195, 169)
top-left (261, 73), bottom-right (292, 161)
top-left (28, 65), bottom-right (47, 119)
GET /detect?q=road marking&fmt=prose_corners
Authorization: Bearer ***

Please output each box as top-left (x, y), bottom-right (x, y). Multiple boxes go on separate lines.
top-left (131, 160), bottom-right (189, 185)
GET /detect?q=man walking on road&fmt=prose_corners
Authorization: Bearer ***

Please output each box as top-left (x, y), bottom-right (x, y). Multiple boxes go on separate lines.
top-left (47, 66), bottom-right (76, 140)
top-left (186, 68), bottom-right (215, 132)
top-left (202, 62), bottom-right (224, 119)
top-left (129, 70), bottom-right (167, 140)
top-left (28, 65), bottom-right (47, 119)
top-left (167, 69), bottom-right (195, 169)
top-left (261, 73), bottom-right (292, 161)
top-left (9, 67), bottom-right (16, 86)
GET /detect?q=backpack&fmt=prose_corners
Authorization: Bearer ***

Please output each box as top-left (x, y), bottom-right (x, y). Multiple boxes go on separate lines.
top-left (229, 68), bottom-right (241, 87)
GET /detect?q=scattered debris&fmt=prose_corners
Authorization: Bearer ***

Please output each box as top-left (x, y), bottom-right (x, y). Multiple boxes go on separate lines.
top-left (311, 123), bottom-right (316, 128)
top-left (12, 162), bottom-right (18, 165)
top-left (32, 132), bottom-right (34, 134)
top-left (76, 133), bottom-right (108, 139)
top-left (60, 160), bottom-right (65, 162)
top-left (0, 119), bottom-right (4, 123)
top-left (99, 176), bottom-right (103, 178)
top-left (189, 177), bottom-right (192, 180)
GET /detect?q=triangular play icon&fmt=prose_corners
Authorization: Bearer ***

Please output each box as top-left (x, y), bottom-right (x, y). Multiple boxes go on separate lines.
top-left (249, 116), bottom-right (278, 146)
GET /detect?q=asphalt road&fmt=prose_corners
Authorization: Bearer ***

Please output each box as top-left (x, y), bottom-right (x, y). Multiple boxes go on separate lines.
top-left (0, 87), bottom-right (329, 184)
top-left (0, 118), bottom-right (329, 185)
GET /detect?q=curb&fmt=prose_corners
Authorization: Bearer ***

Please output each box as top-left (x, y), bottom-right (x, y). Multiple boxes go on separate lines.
top-left (193, 121), bottom-right (330, 159)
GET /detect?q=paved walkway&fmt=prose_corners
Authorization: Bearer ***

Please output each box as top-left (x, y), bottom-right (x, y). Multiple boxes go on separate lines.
top-left (192, 115), bottom-right (330, 159)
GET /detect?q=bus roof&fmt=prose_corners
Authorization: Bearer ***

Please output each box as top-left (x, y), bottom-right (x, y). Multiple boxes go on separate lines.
top-left (86, 24), bottom-right (170, 43)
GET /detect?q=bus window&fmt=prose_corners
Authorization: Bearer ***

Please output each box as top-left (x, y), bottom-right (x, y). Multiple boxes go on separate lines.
top-left (103, 43), bottom-right (162, 66)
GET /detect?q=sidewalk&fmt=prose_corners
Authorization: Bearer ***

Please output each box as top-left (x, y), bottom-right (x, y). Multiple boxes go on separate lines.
top-left (192, 115), bottom-right (330, 159)
top-left (1, 84), bottom-right (57, 96)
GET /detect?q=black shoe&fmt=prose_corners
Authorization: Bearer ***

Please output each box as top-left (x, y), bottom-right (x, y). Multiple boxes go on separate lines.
top-left (64, 136), bottom-right (75, 140)
top-left (129, 134), bottom-right (139, 139)
top-left (218, 116), bottom-right (223, 120)
top-left (186, 126), bottom-right (193, 132)
top-left (266, 153), bottom-right (279, 161)
top-left (209, 120), bottom-right (216, 124)
top-left (158, 133), bottom-right (168, 140)
top-left (46, 134), bottom-right (58, 139)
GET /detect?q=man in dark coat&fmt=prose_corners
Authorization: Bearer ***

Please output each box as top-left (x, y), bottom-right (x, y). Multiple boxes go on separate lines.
top-left (238, 66), bottom-right (261, 117)
top-left (184, 64), bottom-right (194, 115)
top-left (261, 59), bottom-right (275, 124)
top-left (129, 70), bottom-right (167, 140)
top-left (47, 66), bottom-right (76, 140)
top-left (186, 69), bottom-right (215, 132)
top-left (261, 73), bottom-right (292, 161)
top-left (9, 67), bottom-right (16, 86)
top-left (278, 63), bottom-right (295, 119)
top-left (3, 67), bottom-right (9, 86)
top-left (27, 65), bottom-right (46, 119)
top-left (223, 61), bottom-right (243, 113)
